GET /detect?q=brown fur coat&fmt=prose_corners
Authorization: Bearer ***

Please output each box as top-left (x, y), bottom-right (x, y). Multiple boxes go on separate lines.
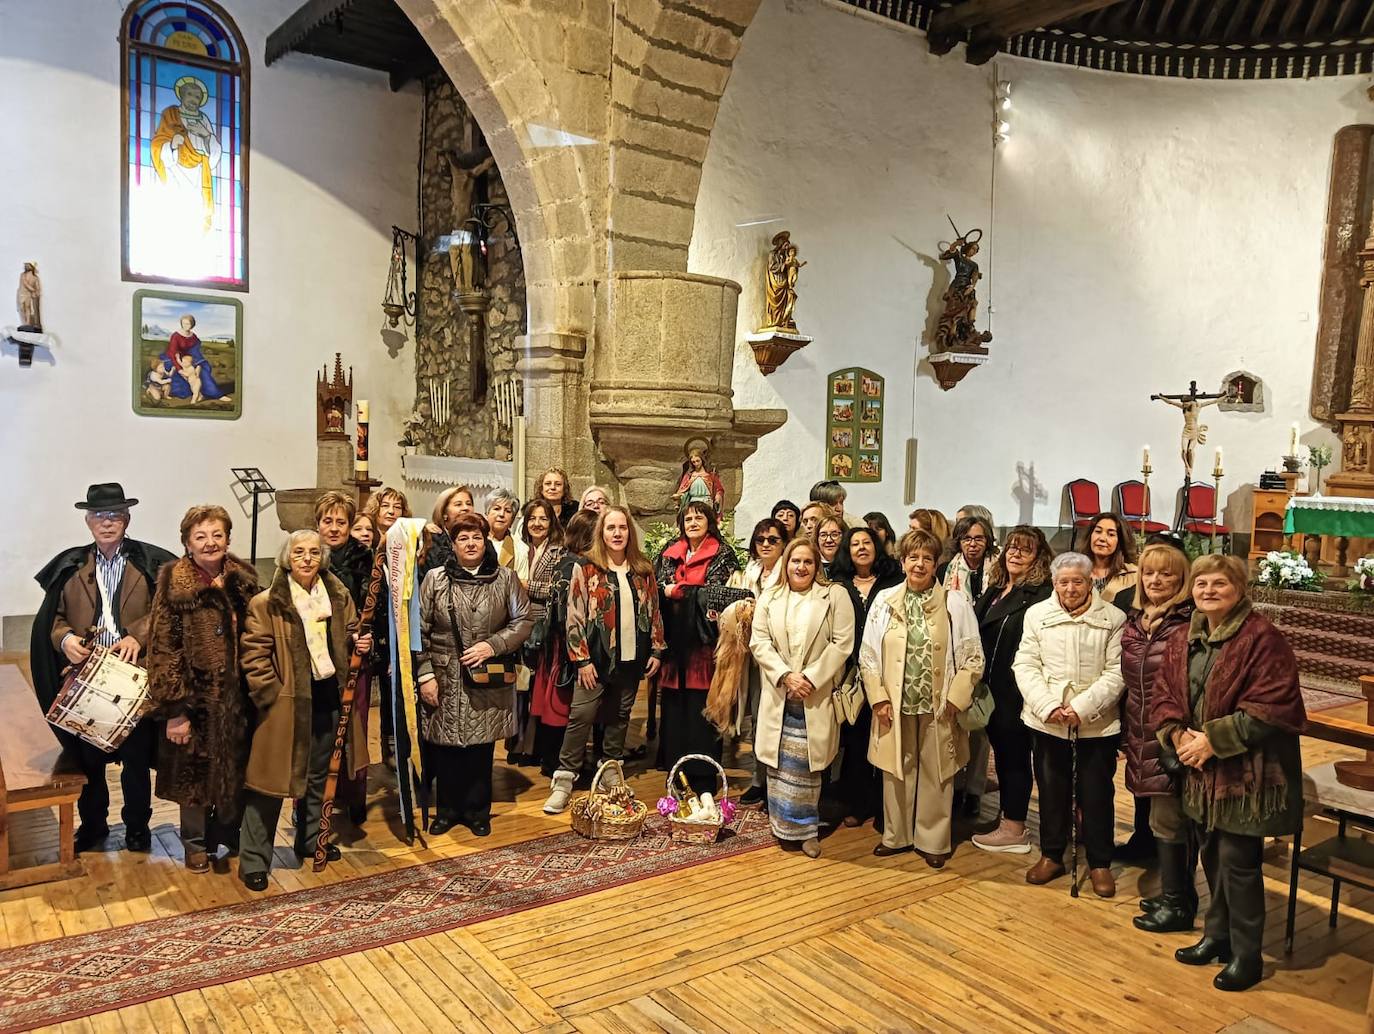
top-left (145, 554), bottom-right (259, 812)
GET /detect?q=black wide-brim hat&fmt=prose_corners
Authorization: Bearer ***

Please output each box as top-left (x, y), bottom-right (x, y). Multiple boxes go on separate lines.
top-left (75, 483), bottom-right (139, 510)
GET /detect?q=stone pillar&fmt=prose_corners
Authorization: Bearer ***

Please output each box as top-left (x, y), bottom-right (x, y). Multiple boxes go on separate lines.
top-left (517, 330), bottom-right (592, 499)
top-left (589, 271), bottom-right (785, 522)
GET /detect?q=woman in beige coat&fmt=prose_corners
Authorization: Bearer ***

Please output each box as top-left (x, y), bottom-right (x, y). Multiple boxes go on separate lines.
top-left (859, 529), bottom-right (984, 867)
top-left (238, 530), bottom-right (371, 891)
top-left (749, 538), bottom-right (854, 858)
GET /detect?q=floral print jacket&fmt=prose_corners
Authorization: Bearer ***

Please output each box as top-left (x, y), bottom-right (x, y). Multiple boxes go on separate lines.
top-left (565, 560), bottom-right (666, 677)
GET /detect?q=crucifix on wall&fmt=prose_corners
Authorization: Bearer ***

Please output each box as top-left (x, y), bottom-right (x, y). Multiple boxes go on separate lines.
top-left (445, 113), bottom-right (495, 403)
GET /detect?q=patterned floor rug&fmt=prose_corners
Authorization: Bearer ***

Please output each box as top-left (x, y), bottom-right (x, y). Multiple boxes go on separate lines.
top-left (0, 811), bottom-right (773, 1032)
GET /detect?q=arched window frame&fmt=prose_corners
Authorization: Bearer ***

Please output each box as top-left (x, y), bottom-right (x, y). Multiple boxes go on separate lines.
top-left (121, 0), bottom-right (250, 291)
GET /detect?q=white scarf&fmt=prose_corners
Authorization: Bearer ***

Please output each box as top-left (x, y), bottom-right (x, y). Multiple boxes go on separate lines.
top-left (289, 576), bottom-right (335, 680)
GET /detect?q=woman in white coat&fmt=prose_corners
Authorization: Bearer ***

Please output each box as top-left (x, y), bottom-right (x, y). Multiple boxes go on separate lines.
top-left (749, 538), bottom-right (855, 858)
top-left (860, 529), bottom-right (984, 867)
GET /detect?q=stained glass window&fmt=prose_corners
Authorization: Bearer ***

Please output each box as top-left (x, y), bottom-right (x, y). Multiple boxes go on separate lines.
top-left (122, 1), bottom-right (248, 290)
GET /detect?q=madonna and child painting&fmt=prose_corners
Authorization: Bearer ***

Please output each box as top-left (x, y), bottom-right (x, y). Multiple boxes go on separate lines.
top-left (132, 290), bottom-right (241, 419)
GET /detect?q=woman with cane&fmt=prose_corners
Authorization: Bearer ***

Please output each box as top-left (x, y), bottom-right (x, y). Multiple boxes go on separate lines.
top-left (1013, 552), bottom-right (1125, 897)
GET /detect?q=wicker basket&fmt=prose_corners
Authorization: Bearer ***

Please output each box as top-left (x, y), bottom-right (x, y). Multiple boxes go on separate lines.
top-left (570, 759), bottom-right (648, 840)
top-left (665, 754), bottom-right (729, 844)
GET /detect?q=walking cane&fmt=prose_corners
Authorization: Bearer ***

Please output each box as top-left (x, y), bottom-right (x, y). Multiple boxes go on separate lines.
top-left (1068, 725), bottom-right (1080, 899)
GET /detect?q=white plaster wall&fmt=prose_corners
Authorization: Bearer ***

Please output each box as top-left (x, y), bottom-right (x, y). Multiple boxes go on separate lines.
top-left (0, 0), bottom-right (419, 628)
top-left (692, 0), bottom-right (1358, 536)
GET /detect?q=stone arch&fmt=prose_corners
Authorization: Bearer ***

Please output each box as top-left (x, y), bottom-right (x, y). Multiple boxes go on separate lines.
top-left (395, 0), bottom-right (600, 337)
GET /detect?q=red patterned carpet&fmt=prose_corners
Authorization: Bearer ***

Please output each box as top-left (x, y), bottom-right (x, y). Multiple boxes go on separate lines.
top-left (0, 811), bottom-right (771, 1033)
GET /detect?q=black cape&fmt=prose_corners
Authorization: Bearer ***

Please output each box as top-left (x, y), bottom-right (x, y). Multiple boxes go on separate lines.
top-left (30, 539), bottom-right (177, 711)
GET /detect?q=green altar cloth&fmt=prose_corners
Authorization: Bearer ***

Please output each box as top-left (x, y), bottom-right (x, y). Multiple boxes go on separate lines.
top-left (1285, 496), bottom-right (1374, 538)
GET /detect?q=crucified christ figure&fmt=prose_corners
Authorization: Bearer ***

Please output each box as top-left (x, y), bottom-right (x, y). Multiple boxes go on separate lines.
top-left (1150, 380), bottom-right (1232, 479)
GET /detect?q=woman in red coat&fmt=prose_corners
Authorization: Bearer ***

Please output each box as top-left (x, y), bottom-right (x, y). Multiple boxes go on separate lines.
top-left (1120, 541), bottom-right (1195, 933)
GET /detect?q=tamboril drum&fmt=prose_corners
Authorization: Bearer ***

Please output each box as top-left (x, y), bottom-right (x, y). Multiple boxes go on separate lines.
top-left (46, 645), bottom-right (150, 752)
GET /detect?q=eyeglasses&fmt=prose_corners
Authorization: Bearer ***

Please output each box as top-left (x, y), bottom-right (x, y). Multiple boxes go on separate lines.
top-left (818, 531), bottom-right (842, 542)
top-left (959, 535), bottom-right (988, 545)
top-left (754, 535), bottom-right (783, 546)
top-left (90, 510), bottom-right (129, 523)
top-left (1004, 544), bottom-right (1035, 556)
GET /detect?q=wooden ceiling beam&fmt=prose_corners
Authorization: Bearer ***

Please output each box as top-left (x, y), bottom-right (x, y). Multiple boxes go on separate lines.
top-left (1306, 0), bottom-right (1333, 35)
top-left (1154, 0), bottom-right (1179, 34)
top-left (1198, 0), bottom-right (1226, 37)
top-left (1331, 0), bottom-right (1356, 34)
top-left (1178, 0), bottom-right (1205, 33)
top-left (1223, 0), bottom-right (1253, 38)
top-left (983, 0), bottom-right (1126, 36)
top-left (1277, 0), bottom-right (1305, 35)
top-left (1251, 0), bottom-right (1280, 35)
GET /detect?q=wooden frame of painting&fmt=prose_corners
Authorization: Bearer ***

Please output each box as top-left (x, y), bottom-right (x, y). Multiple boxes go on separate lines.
top-left (132, 289), bottom-right (242, 420)
top-left (826, 367), bottom-right (883, 483)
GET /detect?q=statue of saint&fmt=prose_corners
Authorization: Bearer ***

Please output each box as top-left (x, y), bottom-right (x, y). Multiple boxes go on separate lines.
top-left (444, 146), bottom-right (496, 295)
top-left (763, 231), bottom-right (805, 332)
top-left (150, 77), bottom-right (221, 232)
top-left (935, 228), bottom-right (992, 353)
top-left (1151, 380), bottom-right (1230, 478)
top-left (672, 442), bottom-right (725, 516)
top-left (17, 262), bottom-right (40, 330)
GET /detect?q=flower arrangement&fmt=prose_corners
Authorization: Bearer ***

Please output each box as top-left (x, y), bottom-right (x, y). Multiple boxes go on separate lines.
top-left (656, 794), bottom-right (736, 823)
top-left (1353, 556), bottom-right (1374, 594)
top-left (1256, 550), bottom-right (1324, 591)
top-left (643, 520), bottom-right (749, 568)
top-left (397, 411), bottom-right (425, 449)
top-left (1307, 443), bottom-right (1334, 495)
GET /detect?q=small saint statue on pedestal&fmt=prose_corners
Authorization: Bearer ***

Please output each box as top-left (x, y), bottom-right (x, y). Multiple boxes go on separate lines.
top-left (17, 263), bottom-right (41, 331)
top-left (747, 231), bottom-right (813, 375)
top-left (672, 441), bottom-right (725, 516)
top-left (934, 226), bottom-right (992, 355)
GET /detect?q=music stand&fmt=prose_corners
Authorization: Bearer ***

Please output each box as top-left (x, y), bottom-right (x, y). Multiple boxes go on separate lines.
top-left (230, 467), bottom-right (276, 565)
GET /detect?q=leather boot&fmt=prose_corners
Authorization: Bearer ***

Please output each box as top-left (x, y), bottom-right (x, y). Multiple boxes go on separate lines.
top-left (543, 770), bottom-right (576, 814)
top-left (1175, 936), bottom-right (1231, 966)
top-left (1135, 841), bottom-right (1196, 933)
top-left (1214, 861), bottom-right (1265, 990)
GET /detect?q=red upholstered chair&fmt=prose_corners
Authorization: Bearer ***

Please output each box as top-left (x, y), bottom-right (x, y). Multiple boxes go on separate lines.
top-left (1065, 479), bottom-right (1101, 529)
top-left (1179, 482), bottom-right (1231, 536)
top-left (1115, 480), bottom-right (1168, 534)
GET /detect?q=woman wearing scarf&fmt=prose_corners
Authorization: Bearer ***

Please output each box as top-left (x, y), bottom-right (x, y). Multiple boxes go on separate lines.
top-left (238, 530), bottom-right (371, 891)
top-left (655, 500), bottom-right (740, 792)
top-left (1151, 554), bottom-right (1305, 992)
top-left (750, 538), bottom-right (854, 857)
top-left (415, 513), bottom-right (533, 836)
top-left (941, 515), bottom-right (996, 602)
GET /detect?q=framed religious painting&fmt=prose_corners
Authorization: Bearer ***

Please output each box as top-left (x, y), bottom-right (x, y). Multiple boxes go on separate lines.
top-left (121, 0), bottom-right (249, 291)
top-left (132, 289), bottom-right (242, 420)
top-left (826, 367), bottom-right (884, 483)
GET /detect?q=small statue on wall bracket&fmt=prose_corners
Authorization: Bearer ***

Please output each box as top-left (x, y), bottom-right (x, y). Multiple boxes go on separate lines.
top-left (747, 231), bottom-right (813, 375)
top-left (5, 262), bottom-right (57, 367)
top-left (926, 219), bottom-right (993, 390)
top-left (672, 439), bottom-right (725, 516)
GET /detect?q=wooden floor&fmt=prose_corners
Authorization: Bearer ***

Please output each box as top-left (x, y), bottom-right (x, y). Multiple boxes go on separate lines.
top-left (3, 673), bottom-right (1372, 1033)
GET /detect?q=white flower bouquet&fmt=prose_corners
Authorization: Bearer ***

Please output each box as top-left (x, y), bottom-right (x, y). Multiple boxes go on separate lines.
top-left (1256, 550), bottom-right (1322, 591)
top-left (1354, 556), bottom-right (1374, 594)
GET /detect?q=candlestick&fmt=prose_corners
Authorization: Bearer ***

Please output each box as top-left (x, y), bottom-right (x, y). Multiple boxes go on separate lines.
top-left (1212, 446), bottom-right (1223, 478)
top-left (355, 400), bottom-right (370, 476)
top-left (1289, 422), bottom-right (1298, 456)
top-left (1142, 444), bottom-right (1150, 469)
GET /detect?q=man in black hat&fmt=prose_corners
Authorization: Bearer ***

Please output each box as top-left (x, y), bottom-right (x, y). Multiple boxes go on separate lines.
top-left (31, 484), bottom-right (176, 852)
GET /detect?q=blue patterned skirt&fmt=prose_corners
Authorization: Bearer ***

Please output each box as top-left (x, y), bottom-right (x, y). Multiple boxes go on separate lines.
top-left (766, 701), bottom-right (821, 841)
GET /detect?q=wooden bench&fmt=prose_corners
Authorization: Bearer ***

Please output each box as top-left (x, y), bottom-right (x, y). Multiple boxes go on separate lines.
top-left (0, 663), bottom-right (86, 890)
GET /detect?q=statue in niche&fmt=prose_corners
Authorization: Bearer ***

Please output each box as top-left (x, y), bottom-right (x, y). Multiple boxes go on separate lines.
top-left (763, 231), bottom-right (805, 332)
top-left (934, 224), bottom-right (992, 354)
top-left (16, 263), bottom-right (41, 330)
top-left (672, 440), bottom-right (725, 516)
top-left (444, 145), bottom-right (496, 296)
top-left (1150, 380), bottom-right (1233, 479)
top-left (1344, 424), bottom-right (1372, 472)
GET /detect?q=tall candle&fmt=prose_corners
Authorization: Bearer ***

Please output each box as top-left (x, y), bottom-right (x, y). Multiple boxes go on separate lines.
top-left (1213, 446), bottom-right (1223, 477)
top-left (1142, 444), bottom-right (1151, 469)
top-left (1289, 422), bottom-right (1298, 456)
top-left (355, 400), bottom-right (370, 476)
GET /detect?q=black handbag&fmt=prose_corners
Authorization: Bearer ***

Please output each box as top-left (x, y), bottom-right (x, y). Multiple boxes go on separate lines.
top-left (445, 582), bottom-right (517, 689)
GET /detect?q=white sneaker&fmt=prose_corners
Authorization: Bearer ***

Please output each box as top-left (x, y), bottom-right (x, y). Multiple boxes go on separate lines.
top-left (972, 825), bottom-right (1032, 854)
top-left (543, 770), bottom-right (575, 814)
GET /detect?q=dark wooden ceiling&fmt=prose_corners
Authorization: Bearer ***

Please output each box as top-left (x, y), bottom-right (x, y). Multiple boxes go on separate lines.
top-left (265, 0), bottom-right (439, 90)
top-left (843, 0), bottom-right (1374, 77)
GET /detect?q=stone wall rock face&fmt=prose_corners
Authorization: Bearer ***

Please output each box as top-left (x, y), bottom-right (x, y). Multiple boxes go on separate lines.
top-left (414, 77), bottom-right (528, 461)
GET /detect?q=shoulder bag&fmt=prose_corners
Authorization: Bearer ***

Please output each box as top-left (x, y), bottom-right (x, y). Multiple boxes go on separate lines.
top-left (446, 581), bottom-right (518, 688)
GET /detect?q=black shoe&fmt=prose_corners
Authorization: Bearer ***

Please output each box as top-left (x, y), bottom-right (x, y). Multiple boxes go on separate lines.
top-left (74, 824), bottom-right (110, 853)
top-left (739, 785), bottom-right (766, 807)
top-left (1213, 955), bottom-right (1263, 992)
top-left (467, 819), bottom-right (491, 837)
top-left (1133, 894), bottom-right (1195, 933)
top-left (241, 871), bottom-right (269, 892)
top-left (429, 816), bottom-right (457, 835)
top-left (1139, 894), bottom-right (1165, 913)
top-left (873, 844), bottom-right (912, 857)
top-left (124, 827), bottom-right (152, 853)
top-left (295, 844), bottom-right (341, 863)
top-left (1175, 937), bottom-right (1231, 966)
